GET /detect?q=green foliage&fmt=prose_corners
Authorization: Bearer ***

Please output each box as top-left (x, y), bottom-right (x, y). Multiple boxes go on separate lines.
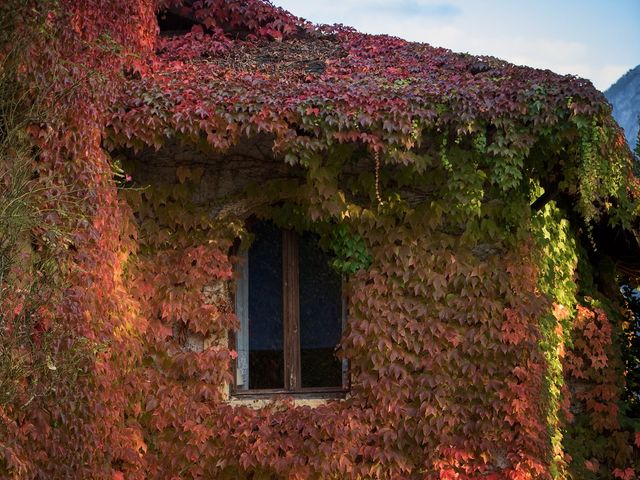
top-left (439, 144), bottom-right (486, 224)
top-left (328, 223), bottom-right (372, 274)
top-left (532, 198), bottom-right (579, 312)
top-left (531, 197), bottom-right (640, 478)
top-left (572, 116), bottom-right (635, 226)
top-left (486, 126), bottom-right (525, 192)
top-left (531, 198), bottom-right (579, 477)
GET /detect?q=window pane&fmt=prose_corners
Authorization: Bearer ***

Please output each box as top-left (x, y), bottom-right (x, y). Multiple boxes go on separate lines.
top-left (299, 232), bottom-right (343, 388)
top-left (248, 220), bottom-right (284, 389)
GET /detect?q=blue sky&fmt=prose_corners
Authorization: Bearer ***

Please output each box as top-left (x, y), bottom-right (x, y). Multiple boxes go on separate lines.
top-left (271, 0), bottom-right (640, 91)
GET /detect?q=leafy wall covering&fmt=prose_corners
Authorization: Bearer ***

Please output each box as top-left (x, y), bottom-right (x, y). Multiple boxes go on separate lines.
top-left (1, 0), bottom-right (639, 479)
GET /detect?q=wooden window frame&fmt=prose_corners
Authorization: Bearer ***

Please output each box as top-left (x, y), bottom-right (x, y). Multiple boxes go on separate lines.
top-left (230, 228), bottom-right (350, 398)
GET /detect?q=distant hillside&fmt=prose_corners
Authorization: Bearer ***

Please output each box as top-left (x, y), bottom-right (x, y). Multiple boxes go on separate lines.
top-left (605, 65), bottom-right (640, 152)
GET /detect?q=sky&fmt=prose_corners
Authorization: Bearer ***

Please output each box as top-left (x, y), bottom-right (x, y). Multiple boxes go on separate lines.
top-left (270, 0), bottom-right (640, 92)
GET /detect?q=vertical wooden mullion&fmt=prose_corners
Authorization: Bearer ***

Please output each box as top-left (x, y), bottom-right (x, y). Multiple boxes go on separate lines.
top-left (282, 230), bottom-right (301, 390)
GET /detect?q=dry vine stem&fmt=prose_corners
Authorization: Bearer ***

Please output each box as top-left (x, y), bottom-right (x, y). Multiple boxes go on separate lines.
top-left (374, 151), bottom-right (382, 206)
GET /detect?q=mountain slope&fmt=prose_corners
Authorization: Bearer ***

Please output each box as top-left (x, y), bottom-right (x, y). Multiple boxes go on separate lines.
top-left (605, 64), bottom-right (640, 151)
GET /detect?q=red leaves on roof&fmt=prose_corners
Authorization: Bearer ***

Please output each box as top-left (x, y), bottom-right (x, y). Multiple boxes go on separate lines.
top-left (108, 0), bottom-right (629, 200)
top-left (159, 0), bottom-right (310, 40)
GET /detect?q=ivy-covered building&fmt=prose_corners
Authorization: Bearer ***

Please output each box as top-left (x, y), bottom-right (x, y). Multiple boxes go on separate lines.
top-left (2, 1), bottom-right (639, 479)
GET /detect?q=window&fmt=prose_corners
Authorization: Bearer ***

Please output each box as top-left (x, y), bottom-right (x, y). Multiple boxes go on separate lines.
top-left (233, 219), bottom-right (348, 395)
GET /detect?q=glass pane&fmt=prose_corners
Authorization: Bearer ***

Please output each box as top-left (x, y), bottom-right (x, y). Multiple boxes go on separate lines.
top-left (299, 232), bottom-right (343, 388)
top-left (235, 253), bottom-right (249, 390)
top-left (248, 220), bottom-right (284, 389)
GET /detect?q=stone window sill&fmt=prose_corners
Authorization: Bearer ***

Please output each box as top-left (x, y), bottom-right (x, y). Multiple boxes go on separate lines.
top-left (228, 389), bottom-right (348, 408)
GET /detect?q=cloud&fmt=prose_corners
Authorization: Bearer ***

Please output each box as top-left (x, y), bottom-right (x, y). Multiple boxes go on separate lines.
top-left (359, 1), bottom-right (460, 17)
top-left (274, 0), bottom-right (460, 24)
top-left (596, 65), bottom-right (635, 91)
top-left (340, 13), bottom-right (462, 44)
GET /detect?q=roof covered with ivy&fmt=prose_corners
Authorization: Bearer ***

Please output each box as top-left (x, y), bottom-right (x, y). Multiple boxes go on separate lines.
top-left (107, 0), bottom-right (638, 226)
